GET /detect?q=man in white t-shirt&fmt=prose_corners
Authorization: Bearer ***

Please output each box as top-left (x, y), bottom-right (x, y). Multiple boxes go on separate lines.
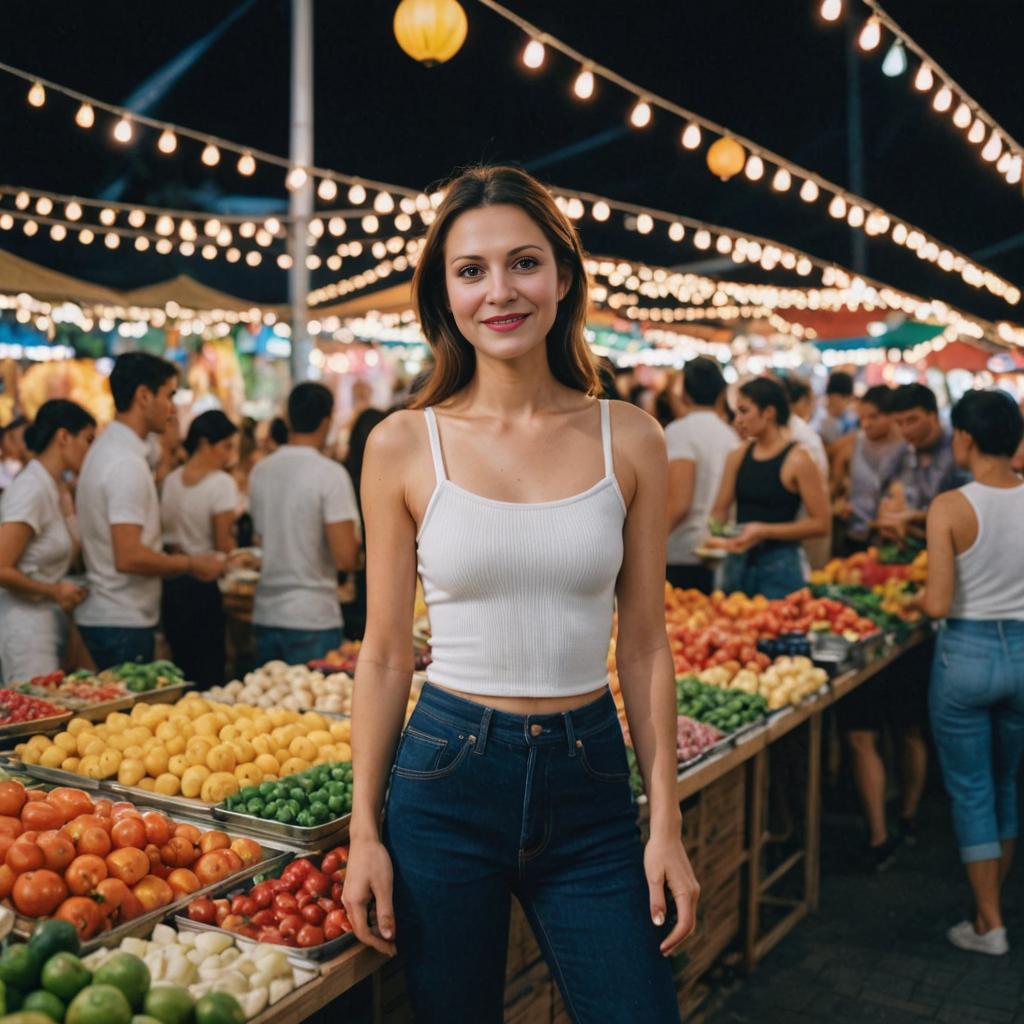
top-left (76, 353), bottom-right (225, 669)
top-left (250, 382), bottom-right (361, 665)
top-left (665, 357), bottom-right (738, 593)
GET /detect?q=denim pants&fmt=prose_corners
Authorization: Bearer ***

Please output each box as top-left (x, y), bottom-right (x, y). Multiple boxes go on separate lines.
top-left (929, 619), bottom-right (1024, 863)
top-left (721, 542), bottom-right (805, 599)
top-left (253, 625), bottom-right (342, 666)
top-left (382, 684), bottom-right (679, 1024)
top-left (77, 625), bottom-right (155, 671)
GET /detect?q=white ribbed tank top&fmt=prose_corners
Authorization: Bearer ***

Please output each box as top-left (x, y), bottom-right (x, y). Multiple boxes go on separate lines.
top-left (417, 400), bottom-right (627, 698)
top-left (948, 481), bottom-right (1024, 620)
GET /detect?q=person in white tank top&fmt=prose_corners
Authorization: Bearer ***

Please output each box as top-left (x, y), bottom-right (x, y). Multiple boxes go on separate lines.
top-left (918, 390), bottom-right (1024, 958)
top-left (342, 166), bottom-right (693, 1022)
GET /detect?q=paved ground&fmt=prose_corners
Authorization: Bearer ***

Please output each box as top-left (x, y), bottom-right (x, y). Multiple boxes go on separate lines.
top-left (708, 781), bottom-right (1024, 1024)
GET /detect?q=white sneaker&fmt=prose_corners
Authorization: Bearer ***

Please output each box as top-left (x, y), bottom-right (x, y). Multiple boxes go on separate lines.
top-left (946, 920), bottom-right (1009, 956)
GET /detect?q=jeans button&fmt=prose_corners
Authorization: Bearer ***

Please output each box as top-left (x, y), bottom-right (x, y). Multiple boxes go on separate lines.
top-left (529, 724), bottom-right (543, 737)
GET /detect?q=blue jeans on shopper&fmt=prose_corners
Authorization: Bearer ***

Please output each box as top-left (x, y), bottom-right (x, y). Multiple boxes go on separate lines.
top-left (930, 619), bottom-right (1024, 863)
top-left (77, 625), bottom-right (155, 671)
top-left (382, 683), bottom-right (680, 1024)
top-left (253, 625), bottom-right (342, 666)
top-left (721, 542), bottom-right (805, 599)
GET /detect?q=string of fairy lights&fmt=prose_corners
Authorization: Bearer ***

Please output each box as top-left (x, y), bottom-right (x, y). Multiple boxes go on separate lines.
top-left (820, 0), bottom-right (1024, 191)
top-left (470, 0), bottom-right (1019, 306)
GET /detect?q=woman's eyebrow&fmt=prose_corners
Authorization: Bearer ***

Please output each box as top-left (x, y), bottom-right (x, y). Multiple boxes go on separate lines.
top-left (449, 243), bottom-right (543, 264)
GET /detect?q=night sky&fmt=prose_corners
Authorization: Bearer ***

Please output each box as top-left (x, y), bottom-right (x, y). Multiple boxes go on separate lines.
top-left (1, 0), bottom-right (1022, 324)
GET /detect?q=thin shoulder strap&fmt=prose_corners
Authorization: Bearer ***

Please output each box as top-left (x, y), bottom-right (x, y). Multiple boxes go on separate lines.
top-left (600, 400), bottom-right (614, 478)
top-left (423, 408), bottom-right (447, 483)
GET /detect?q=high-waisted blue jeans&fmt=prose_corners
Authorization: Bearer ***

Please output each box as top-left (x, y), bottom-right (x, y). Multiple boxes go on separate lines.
top-left (382, 683), bottom-right (680, 1023)
top-left (929, 618), bottom-right (1024, 863)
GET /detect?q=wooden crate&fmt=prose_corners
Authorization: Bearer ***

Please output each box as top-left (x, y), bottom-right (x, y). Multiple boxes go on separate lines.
top-left (673, 872), bottom-right (742, 991)
top-left (506, 897), bottom-right (543, 980)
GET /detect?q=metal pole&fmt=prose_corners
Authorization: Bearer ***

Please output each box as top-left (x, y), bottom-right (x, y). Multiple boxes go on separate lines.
top-left (289, 0), bottom-right (314, 382)
top-left (845, 18), bottom-right (867, 274)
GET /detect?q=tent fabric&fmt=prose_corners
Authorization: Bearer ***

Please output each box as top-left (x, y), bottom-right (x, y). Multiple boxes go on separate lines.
top-left (120, 275), bottom-right (285, 316)
top-left (813, 322), bottom-right (946, 351)
top-left (311, 281), bottom-right (414, 319)
top-left (0, 247), bottom-right (124, 305)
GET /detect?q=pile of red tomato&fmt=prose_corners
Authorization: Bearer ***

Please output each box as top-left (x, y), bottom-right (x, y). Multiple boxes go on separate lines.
top-left (188, 845), bottom-right (351, 950)
top-left (0, 691), bottom-right (66, 725)
top-left (0, 780), bottom-right (262, 940)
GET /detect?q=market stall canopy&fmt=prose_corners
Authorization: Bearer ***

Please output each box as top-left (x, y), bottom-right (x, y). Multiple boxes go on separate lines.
top-left (0, 246), bottom-right (123, 305)
top-left (813, 321), bottom-right (946, 351)
top-left (312, 281), bottom-right (414, 320)
top-left (120, 275), bottom-right (287, 317)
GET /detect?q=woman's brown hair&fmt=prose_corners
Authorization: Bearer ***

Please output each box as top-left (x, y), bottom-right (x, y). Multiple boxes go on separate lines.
top-left (408, 165), bottom-right (599, 409)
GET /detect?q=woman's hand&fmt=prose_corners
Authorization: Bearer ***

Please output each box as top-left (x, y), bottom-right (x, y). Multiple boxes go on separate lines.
top-left (644, 831), bottom-right (700, 957)
top-left (727, 521), bottom-right (765, 553)
top-left (342, 837), bottom-right (398, 957)
top-left (51, 581), bottom-right (87, 613)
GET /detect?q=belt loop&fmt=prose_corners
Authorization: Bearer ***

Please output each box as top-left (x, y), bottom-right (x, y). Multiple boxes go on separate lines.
top-left (474, 707), bottom-right (492, 756)
top-left (563, 710), bottom-right (577, 756)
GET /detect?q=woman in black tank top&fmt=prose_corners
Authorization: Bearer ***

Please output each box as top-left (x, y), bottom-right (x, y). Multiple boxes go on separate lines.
top-left (707, 378), bottom-right (830, 599)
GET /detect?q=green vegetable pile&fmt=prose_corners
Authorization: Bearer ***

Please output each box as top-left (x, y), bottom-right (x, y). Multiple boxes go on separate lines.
top-left (222, 761), bottom-right (352, 827)
top-left (876, 539), bottom-right (925, 565)
top-left (675, 675), bottom-right (767, 732)
top-left (103, 661), bottom-right (185, 693)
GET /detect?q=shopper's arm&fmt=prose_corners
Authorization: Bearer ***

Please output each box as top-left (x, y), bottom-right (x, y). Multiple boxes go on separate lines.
top-left (918, 493), bottom-right (957, 618)
top-left (343, 415), bottom-right (418, 957)
top-left (0, 522), bottom-right (85, 610)
top-left (614, 406), bottom-right (699, 957)
top-left (707, 444), bottom-right (744, 528)
top-left (211, 511), bottom-right (235, 555)
top-left (111, 523), bottom-right (223, 580)
top-left (325, 519), bottom-right (361, 572)
top-left (666, 458), bottom-right (696, 532)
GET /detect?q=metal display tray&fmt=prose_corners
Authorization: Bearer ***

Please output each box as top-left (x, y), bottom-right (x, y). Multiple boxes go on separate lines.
top-left (6, 793), bottom-right (292, 954)
top-left (212, 805), bottom-right (350, 845)
top-left (127, 681), bottom-right (193, 705)
top-left (0, 711), bottom-right (72, 740)
top-left (175, 914), bottom-right (356, 964)
top-left (60, 694), bottom-right (136, 722)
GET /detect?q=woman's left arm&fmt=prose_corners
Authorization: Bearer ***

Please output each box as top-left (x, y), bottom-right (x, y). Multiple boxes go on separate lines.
top-left (614, 406), bottom-right (699, 957)
top-left (918, 493), bottom-right (957, 619)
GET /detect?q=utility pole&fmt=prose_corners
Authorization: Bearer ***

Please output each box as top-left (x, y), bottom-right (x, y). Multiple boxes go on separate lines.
top-left (288, 0), bottom-right (314, 381)
top-left (845, 16), bottom-right (867, 274)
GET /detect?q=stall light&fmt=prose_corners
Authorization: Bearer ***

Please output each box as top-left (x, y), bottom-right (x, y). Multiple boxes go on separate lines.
top-left (75, 102), bottom-right (95, 128)
top-left (681, 122), bottom-right (701, 150)
top-left (968, 118), bottom-right (986, 144)
top-left (394, 212), bottom-right (412, 231)
top-left (78, 228), bottom-right (94, 244)
top-left (35, 197), bottom-right (53, 216)
top-left (857, 16), bottom-right (881, 51)
top-left (881, 39), bottom-right (907, 77)
top-left (592, 200), bottom-right (611, 221)
top-left (134, 236), bottom-right (150, 252)
top-left (236, 152), bottom-right (256, 176)
top-left (744, 155), bottom-right (765, 181)
top-left (104, 232), bottom-right (120, 249)
top-left (914, 63), bottom-right (934, 91)
top-left (772, 168), bottom-right (792, 191)
top-left (49, 224), bottom-right (66, 241)
top-left (952, 102), bottom-right (972, 129)
top-left (820, 0), bottom-right (842, 22)
top-left (799, 179), bottom-right (819, 202)
top-left (201, 143), bottom-right (221, 167)
top-left (128, 208), bottom-right (146, 229)
top-left (27, 81), bottom-right (46, 107)
top-left (277, 254), bottom-right (293, 269)
top-left (636, 213), bottom-right (653, 234)
top-left (828, 195), bottom-right (847, 219)
top-left (245, 251), bottom-right (261, 267)
top-left (225, 247), bottom-right (241, 263)
top-left (317, 178), bottom-right (338, 201)
top-left (113, 117), bottom-right (133, 143)
top-left (179, 241), bottom-right (195, 256)
top-left (99, 208), bottom-right (116, 226)
top-left (573, 66), bottom-right (595, 100)
top-left (328, 216), bottom-right (346, 236)
top-left (361, 215), bottom-right (379, 233)
top-left (286, 167), bottom-right (308, 190)
top-left (348, 184), bottom-right (367, 204)
top-left (630, 98), bottom-right (652, 128)
top-left (373, 191), bottom-right (395, 214)
top-left (932, 86), bottom-right (953, 113)
top-left (157, 128), bottom-right (177, 154)
top-left (64, 201), bottom-right (82, 221)
top-left (522, 38), bottom-right (545, 69)
top-left (981, 131), bottom-right (1002, 162)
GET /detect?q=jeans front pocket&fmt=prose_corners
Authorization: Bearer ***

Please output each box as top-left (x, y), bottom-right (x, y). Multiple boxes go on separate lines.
top-left (393, 723), bottom-right (475, 780)
top-left (577, 720), bottom-right (631, 783)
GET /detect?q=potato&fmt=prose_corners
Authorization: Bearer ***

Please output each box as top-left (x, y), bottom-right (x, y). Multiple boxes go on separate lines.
top-left (124, 745), bottom-right (145, 760)
top-left (108, 734), bottom-right (130, 752)
top-left (165, 735), bottom-right (187, 756)
top-left (53, 731), bottom-right (77, 753)
top-left (155, 721), bottom-right (180, 742)
top-left (307, 729), bottom-right (333, 748)
top-left (40, 745), bottom-right (65, 768)
top-left (329, 720), bottom-right (351, 742)
top-left (335, 742), bottom-right (352, 761)
top-left (144, 746), bottom-right (170, 777)
top-left (230, 739), bottom-right (255, 765)
top-left (206, 744), bottom-right (237, 773)
top-left (66, 717), bottom-right (92, 736)
top-left (250, 735), bottom-right (273, 756)
top-left (136, 777), bottom-right (156, 791)
top-left (279, 757), bottom-right (311, 777)
top-left (181, 764), bottom-right (212, 798)
top-left (99, 748), bottom-right (123, 778)
top-left (288, 737), bottom-right (316, 762)
top-left (234, 764), bottom-right (263, 787)
top-left (106, 711), bottom-right (131, 733)
top-left (200, 771), bottom-right (239, 804)
top-left (81, 755), bottom-right (105, 779)
top-left (254, 754), bottom-right (279, 776)
top-left (83, 737), bottom-right (106, 759)
top-left (186, 738), bottom-right (214, 767)
top-left (154, 773), bottom-right (181, 796)
top-left (168, 753), bottom-right (190, 778)
top-left (118, 758), bottom-right (147, 787)
top-left (218, 724), bottom-right (239, 743)
top-left (21, 748), bottom-right (40, 765)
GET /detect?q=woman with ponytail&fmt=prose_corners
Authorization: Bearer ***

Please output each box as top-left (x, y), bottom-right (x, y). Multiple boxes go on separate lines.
top-left (0, 400), bottom-right (96, 682)
top-left (160, 410), bottom-right (238, 687)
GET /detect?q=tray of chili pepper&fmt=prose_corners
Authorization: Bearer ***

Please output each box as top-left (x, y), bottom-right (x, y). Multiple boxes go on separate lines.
top-left (0, 691), bottom-right (71, 737)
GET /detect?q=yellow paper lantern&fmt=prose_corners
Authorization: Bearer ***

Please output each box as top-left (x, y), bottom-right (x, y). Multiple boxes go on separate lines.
top-left (393, 0), bottom-right (468, 67)
top-left (706, 137), bottom-right (746, 181)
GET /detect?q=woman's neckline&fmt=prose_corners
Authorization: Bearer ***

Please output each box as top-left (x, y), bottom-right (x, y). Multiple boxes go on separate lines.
top-left (179, 465), bottom-right (218, 489)
top-left (441, 475), bottom-right (615, 510)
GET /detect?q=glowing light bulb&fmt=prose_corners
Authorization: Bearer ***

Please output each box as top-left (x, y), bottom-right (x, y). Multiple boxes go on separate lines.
top-left (14, 191), bottom-right (29, 209)
top-left (892, 223), bottom-right (908, 244)
top-left (65, 202), bottom-right (82, 221)
top-left (828, 195), bottom-right (847, 219)
top-left (744, 155), bottom-right (765, 181)
top-left (932, 86), bottom-right (952, 112)
top-left (75, 103), bottom-right (95, 128)
top-left (997, 151), bottom-right (1013, 174)
top-left (113, 117), bottom-right (133, 143)
top-left (317, 178), bottom-right (338, 201)
top-left (982, 130), bottom-right (1002, 162)
top-left (128, 209), bottom-right (145, 228)
top-left (820, 0), bottom-right (842, 22)
top-left (27, 81), bottom-right (45, 107)
top-left (636, 213), bottom-right (653, 234)
top-left (78, 228), bottom-right (94, 244)
top-left (286, 167), bottom-right (308, 190)
top-left (201, 143), bottom-right (220, 166)
top-left (858, 16), bottom-right (881, 51)
top-left (348, 184), bottom-right (367, 204)
top-left (592, 201), bottom-right (610, 221)
top-left (361, 215), bottom-right (379, 233)
top-left (799, 179), bottom-right (820, 202)
top-left (226, 248), bottom-right (241, 263)
top-left (245, 251), bottom-right (261, 267)
top-left (156, 239), bottom-right (172, 255)
top-left (968, 117), bottom-right (986, 144)
top-left (104, 232), bottom-right (120, 249)
top-left (573, 67), bottom-right (594, 100)
top-left (523, 38), bottom-right (545, 69)
top-left (914, 63), bottom-right (933, 91)
top-left (22, 220), bottom-right (38, 237)
top-left (328, 217), bottom-right (347, 236)
top-left (158, 129), bottom-right (177, 154)
top-left (236, 152), bottom-right (256, 177)
top-left (847, 205), bottom-right (865, 227)
top-left (264, 217), bottom-right (281, 235)
top-left (202, 244), bottom-right (217, 260)
top-left (668, 222), bottom-right (685, 241)
top-left (772, 168), bottom-right (792, 191)
top-left (35, 197), bottom-right (53, 216)
top-left (681, 122), bottom-right (702, 150)
top-left (99, 208), bottom-right (116, 226)
top-left (373, 191), bottom-right (395, 214)
top-left (179, 241), bottom-right (195, 256)
top-left (952, 102), bottom-right (972, 129)
top-left (694, 230), bottom-right (711, 250)
top-left (155, 215), bottom-right (174, 236)
top-left (629, 99), bottom-right (652, 128)
top-left (135, 237), bottom-right (150, 252)
top-left (881, 39), bottom-right (907, 77)
top-left (50, 224), bottom-right (66, 241)
top-left (277, 254), bottom-right (293, 270)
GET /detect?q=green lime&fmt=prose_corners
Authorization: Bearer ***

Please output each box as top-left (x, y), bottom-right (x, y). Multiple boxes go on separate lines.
top-left (0, 946), bottom-right (42, 994)
top-left (93, 954), bottom-right (150, 1011)
top-left (28, 920), bottom-right (81, 964)
top-left (0, 1013), bottom-right (54, 1024)
top-left (22, 991), bottom-right (65, 1022)
top-left (193, 993), bottom-right (244, 1024)
top-left (66, 985), bottom-right (132, 1024)
top-left (142, 985), bottom-right (195, 1024)
top-left (41, 952), bottom-right (92, 1004)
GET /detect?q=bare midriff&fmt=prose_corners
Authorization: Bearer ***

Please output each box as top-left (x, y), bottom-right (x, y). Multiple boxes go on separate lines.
top-left (429, 681), bottom-right (610, 716)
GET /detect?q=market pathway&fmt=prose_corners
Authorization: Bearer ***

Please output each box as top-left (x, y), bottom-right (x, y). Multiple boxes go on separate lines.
top-left (708, 785), bottom-right (1024, 1024)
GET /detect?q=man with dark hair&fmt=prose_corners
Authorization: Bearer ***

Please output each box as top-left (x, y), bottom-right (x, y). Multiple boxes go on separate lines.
top-left (665, 358), bottom-right (737, 593)
top-left (269, 417), bottom-right (289, 449)
top-left (250, 382), bottom-right (361, 664)
top-left (0, 417), bottom-right (28, 491)
top-left (76, 353), bottom-right (225, 669)
top-left (818, 371), bottom-right (858, 446)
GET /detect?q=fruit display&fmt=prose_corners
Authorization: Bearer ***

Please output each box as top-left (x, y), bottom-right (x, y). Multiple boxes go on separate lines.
top-left (101, 661), bottom-right (187, 694)
top-left (220, 762), bottom-right (352, 828)
top-left (705, 657), bottom-right (829, 710)
top-left (811, 582), bottom-right (922, 630)
top-left (186, 845), bottom-right (352, 953)
top-left (82, 923), bottom-right (315, 1019)
top-left (674, 676), bottom-right (767, 733)
top-left (208, 664), bottom-right (353, 715)
top-left (621, 716), bottom-right (722, 765)
top-left (0, 780), bottom-right (264, 939)
top-left (0, 692), bottom-right (67, 729)
top-left (13, 696), bottom-right (352, 803)
top-left (310, 639), bottom-right (432, 676)
top-left (810, 547), bottom-right (928, 589)
top-left (9, 675), bottom-right (127, 712)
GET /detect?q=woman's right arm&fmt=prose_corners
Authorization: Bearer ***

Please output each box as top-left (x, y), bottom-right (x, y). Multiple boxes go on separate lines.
top-left (707, 445), bottom-right (744, 529)
top-left (343, 416), bottom-right (419, 957)
top-left (0, 522), bottom-right (83, 611)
